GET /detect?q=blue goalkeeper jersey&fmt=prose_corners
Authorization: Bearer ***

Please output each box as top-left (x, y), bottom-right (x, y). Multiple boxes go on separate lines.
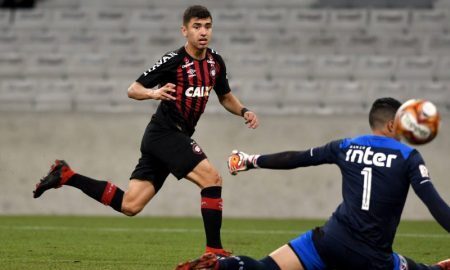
top-left (308, 135), bottom-right (434, 253)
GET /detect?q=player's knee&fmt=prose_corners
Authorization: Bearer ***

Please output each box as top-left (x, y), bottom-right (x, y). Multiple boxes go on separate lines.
top-left (204, 171), bottom-right (222, 187)
top-left (121, 201), bottom-right (144, 217)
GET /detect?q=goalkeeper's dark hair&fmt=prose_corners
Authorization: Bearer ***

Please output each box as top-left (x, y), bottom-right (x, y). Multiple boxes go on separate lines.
top-left (183, 5), bottom-right (212, 26)
top-left (369, 97), bottom-right (402, 130)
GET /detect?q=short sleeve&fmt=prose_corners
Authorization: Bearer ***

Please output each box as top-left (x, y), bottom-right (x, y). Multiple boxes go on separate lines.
top-left (136, 51), bottom-right (179, 88)
top-left (213, 54), bottom-right (231, 96)
top-left (407, 150), bottom-right (432, 191)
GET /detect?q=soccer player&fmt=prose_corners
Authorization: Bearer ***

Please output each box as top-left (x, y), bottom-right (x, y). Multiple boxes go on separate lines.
top-left (176, 97), bottom-right (449, 270)
top-left (33, 5), bottom-right (258, 257)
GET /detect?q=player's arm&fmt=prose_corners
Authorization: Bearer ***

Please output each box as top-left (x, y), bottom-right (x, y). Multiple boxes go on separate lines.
top-left (408, 152), bottom-right (450, 232)
top-left (414, 184), bottom-right (450, 232)
top-left (218, 92), bottom-right (258, 129)
top-left (228, 141), bottom-right (341, 175)
top-left (127, 82), bottom-right (176, 101)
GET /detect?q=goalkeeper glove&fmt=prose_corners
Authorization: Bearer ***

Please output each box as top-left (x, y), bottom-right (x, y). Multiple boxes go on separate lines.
top-left (227, 150), bottom-right (260, 175)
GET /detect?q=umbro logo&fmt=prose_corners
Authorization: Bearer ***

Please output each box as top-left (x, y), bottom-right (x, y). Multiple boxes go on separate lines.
top-left (187, 69), bottom-right (196, 77)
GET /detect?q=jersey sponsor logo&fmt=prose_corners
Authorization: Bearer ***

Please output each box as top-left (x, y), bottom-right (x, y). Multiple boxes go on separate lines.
top-left (143, 52), bottom-right (177, 76)
top-left (345, 145), bottom-right (397, 168)
top-left (185, 86), bottom-right (212, 97)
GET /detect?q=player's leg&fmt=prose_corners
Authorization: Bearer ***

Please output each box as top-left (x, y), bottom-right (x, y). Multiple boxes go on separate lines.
top-left (175, 245), bottom-right (300, 270)
top-left (185, 158), bottom-right (227, 256)
top-left (393, 253), bottom-right (448, 270)
top-left (121, 179), bottom-right (157, 216)
top-left (33, 160), bottom-right (125, 212)
top-left (33, 155), bottom-right (166, 216)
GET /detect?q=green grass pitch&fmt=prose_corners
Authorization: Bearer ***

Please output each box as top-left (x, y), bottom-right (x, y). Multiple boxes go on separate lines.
top-left (0, 216), bottom-right (448, 269)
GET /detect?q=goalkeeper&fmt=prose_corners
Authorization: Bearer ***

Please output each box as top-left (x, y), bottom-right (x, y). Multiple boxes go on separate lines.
top-left (176, 97), bottom-right (450, 270)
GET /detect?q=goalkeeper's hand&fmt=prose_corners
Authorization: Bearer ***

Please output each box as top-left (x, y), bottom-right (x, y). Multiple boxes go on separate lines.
top-left (227, 150), bottom-right (259, 175)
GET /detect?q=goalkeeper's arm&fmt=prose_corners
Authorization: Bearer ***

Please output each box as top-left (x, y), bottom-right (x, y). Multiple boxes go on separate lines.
top-left (228, 143), bottom-right (338, 174)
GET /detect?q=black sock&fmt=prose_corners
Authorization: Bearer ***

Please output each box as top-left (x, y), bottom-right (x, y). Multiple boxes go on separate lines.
top-left (66, 174), bottom-right (124, 212)
top-left (405, 257), bottom-right (442, 270)
top-left (218, 256), bottom-right (280, 270)
top-left (201, 186), bottom-right (223, 249)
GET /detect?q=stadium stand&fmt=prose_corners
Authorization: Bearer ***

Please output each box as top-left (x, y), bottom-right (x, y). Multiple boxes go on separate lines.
top-left (0, 1), bottom-right (449, 114)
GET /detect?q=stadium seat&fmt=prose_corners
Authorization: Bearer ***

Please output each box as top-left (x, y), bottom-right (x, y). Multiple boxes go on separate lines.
top-left (106, 54), bottom-right (150, 80)
top-left (37, 0), bottom-right (81, 9)
top-left (301, 33), bottom-right (339, 55)
top-left (0, 53), bottom-right (25, 79)
top-left (410, 9), bottom-right (449, 34)
top-left (137, 33), bottom-right (184, 55)
top-left (270, 54), bottom-right (315, 80)
top-left (379, 34), bottom-right (422, 56)
top-left (434, 56), bottom-right (450, 81)
top-left (238, 80), bottom-right (285, 114)
top-left (100, 32), bottom-right (139, 53)
top-left (18, 30), bottom-right (59, 53)
top-left (285, 9), bottom-right (328, 33)
top-left (265, 33), bottom-right (301, 54)
top-left (67, 53), bottom-right (109, 79)
top-left (11, 9), bottom-right (52, 30)
top-left (0, 30), bottom-right (19, 53)
top-left (353, 56), bottom-right (396, 81)
top-left (338, 32), bottom-right (380, 55)
top-left (25, 54), bottom-right (68, 79)
top-left (0, 80), bottom-right (36, 111)
top-left (35, 80), bottom-right (75, 111)
top-left (435, 0), bottom-right (450, 8)
top-left (328, 9), bottom-right (368, 33)
top-left (109, 79), bottom-right (157, 113)
top-left (322, 80), bottom-right (368, 113)
top-left (74, 80), bottom-right (116, 112)
top-left (211, 8), bottom-right (250, 31)
top-left (425, 34), bottom-right (450, 57)
top-left (58, 31), bottom-right (100, 53)
top-left (52, 9), bottom-right (91, 30)
top-left (387, 0), bottom-right (433, 8)
top-left (411, 81), bottom-right (450, 110)
top-left (283, 80), bottom-right (327, 114)
top-left (349, 0), bottom-right (390, 8)
top-left (366, 80), bottom-right (413, 102)
top-left (247, 8), bottom-right (288, 32)
top-left (394, 56), bottom-right (436, 81)
top-left (368, 10), bottom-right (409, 34)
top-left (108, 0), bottom-right (151, 8)
top-left (226, 54), bottom-right (272, 80)
top-left (223, 32), bottom-right (265, 54)
top-left (90, 9), bottom-right (130, 31)
top-left (314, 55), bottom-right (355, 80)
top-left (0, 10), bottom-right (10, 30)
top-left (127, 9), bottom-right (181, 32)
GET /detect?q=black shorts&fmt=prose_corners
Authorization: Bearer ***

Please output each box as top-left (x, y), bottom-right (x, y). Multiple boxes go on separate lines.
top-left (130, 120), bottom-right (207, 192)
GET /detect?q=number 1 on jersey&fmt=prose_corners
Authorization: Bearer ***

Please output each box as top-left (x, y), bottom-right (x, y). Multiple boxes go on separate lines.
top-left (361, 167), bottom-right (372, 211)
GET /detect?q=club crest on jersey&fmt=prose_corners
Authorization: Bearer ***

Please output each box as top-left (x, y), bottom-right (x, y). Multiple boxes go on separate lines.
top-left (345, 145), bottom-right (397, 168)
top-left (185, 86), bottom-right (212, 97)
top-left (190, 141), bottom-right (203, 155)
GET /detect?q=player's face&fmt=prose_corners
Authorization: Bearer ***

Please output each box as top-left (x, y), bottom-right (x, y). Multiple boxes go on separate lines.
top-left (182, 17), bottom-right (212, 51)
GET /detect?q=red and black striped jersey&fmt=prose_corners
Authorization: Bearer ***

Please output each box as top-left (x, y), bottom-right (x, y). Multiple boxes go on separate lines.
top-left (136, 46), bottom-right (231, 135)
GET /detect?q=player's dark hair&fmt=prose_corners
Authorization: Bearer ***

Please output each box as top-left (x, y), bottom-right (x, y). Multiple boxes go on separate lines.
top-left (183, 5), bottom-right (212, 26)
top-left (369, 97), bottom-right (402, 129)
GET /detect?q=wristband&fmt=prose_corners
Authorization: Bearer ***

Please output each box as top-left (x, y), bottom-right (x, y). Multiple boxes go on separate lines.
top-left (241, 107), bottom-right (249, 117)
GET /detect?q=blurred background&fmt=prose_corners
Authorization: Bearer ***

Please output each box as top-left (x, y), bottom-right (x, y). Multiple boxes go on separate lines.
top-left (0, 0), bottom-right (449, 219)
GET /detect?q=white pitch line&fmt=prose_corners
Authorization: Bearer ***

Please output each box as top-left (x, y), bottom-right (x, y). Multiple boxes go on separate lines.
top-left (0, 225), bottom-right (448, 239)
